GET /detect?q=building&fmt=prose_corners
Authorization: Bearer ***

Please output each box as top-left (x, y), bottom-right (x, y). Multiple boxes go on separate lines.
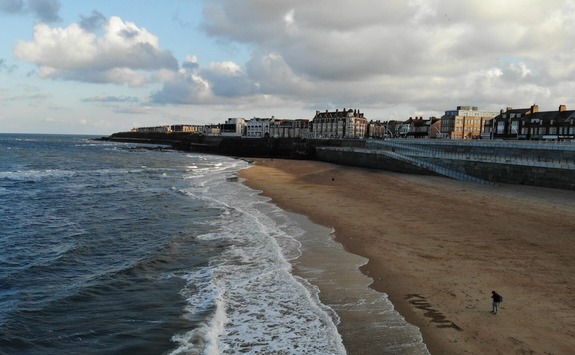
top-left (441, 106), bottom-right (498, 139)
top-left (492, 104), bottom-right (575, 140)
top-left (384, 120), bottom-right (403, 138)
top-left (201, 124), bottom-right (221, 135)
top-left (269, 119), bottom-right (311, 138)
top-left (220, 117), bottom-right (246, 136)
top-left (428, 118), bottom-right (443, 139)
top-left (170, 124), bottom-right (202, 133)
top-left (131, 125), bottom-right (206, 134)
top-left (367, 120), bottom-right (387, 138)
top-left (246, 117), bottom-right (275, 138)
top-left (131, 125), bottom-right (171, 133)
top-left (403, 117), bottom-right (431, 138)
top-left (311, 108), bottom-right (368, 138)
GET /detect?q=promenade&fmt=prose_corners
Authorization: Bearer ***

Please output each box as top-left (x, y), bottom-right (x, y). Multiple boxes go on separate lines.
top-left (316, 139), bottom-right (575, 190)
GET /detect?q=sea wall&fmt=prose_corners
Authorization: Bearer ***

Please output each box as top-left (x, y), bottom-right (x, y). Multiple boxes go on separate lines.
top-left (315, 147), bottom-right (439, 176)
top-left (316, 140), bottom-right (575, 190)
top-left (106, 132), bottom-right (575, 190)
top-left (108, 132), bottom-right (366, 159)
top-left (426, 158), bottom-right (575, 190)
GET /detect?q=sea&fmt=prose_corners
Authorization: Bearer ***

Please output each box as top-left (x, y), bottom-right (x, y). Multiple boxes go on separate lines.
top-left (0, 134), bottom-right (428, 354)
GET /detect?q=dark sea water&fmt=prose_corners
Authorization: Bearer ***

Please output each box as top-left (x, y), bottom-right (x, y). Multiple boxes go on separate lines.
top-left (0, 134), bottom-right (427, 355)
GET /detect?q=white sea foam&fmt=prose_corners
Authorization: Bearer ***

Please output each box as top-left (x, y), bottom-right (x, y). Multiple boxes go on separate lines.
top-left (0, 169), bottom-right (77, 181)
top-left (170, 156), bottom-right (346, 354)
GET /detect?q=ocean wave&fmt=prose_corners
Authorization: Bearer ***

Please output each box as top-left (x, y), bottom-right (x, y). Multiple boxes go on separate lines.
top-left (168, 160), bottom-right (345, 354)
top-left (0, 169), bottom-right (77, 182)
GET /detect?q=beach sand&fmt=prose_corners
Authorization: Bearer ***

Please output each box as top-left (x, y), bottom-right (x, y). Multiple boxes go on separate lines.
top-left (238, 158), bottom-right (575, 354)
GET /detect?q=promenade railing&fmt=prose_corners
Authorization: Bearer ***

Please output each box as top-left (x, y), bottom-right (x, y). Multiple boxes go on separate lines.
top-left (366, 139), bottom-right (575, 171)
top-left (318, 146), bottom-right (493, 184)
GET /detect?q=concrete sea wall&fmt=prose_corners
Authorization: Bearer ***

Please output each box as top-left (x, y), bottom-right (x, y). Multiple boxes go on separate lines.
top-left (316, 140), bottom-right (575, 190)
top-left (107, 132), bottom-right (575, 190)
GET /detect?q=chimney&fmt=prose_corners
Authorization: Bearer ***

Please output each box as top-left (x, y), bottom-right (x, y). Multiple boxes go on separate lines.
top-left (531, 104), bottom-right (539, 113)
top-left (559, 104), bottom-right (567, 112)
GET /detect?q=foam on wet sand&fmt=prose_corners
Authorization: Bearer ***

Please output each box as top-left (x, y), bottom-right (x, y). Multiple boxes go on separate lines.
top-left (239, 158), bottom-right (575, 354)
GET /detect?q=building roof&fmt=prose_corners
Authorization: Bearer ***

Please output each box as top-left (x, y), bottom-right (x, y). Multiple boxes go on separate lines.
top-left (496, 104), bottom-right (575, 124)
top-left (314, 108), bottom-right (364, 119)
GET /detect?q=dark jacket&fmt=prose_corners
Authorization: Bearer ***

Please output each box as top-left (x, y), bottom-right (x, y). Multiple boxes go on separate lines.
top-left (492, 292), bottom-right (502, 303)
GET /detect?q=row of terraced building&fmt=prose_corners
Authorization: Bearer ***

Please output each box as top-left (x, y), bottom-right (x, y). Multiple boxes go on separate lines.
top-left (132, 104), bottom-right (575, 141)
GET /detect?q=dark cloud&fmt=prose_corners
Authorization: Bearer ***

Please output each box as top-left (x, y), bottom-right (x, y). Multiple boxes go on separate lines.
top-left (0, 0), bottom-right (25, 13)
top-left (172, 12), bottom-right (192, 29)
top-left (0, 58), bottom-right (18, 73)
top-left (150, 75), bottom-right (208, 105)
top-left (79, 10), bottom-right (106, 32)
top-left (182, 60), bottom-right (199, 71)
top-left (203, 67), bottom-right (258, 98)
top-left (28, 0), bottom-right (61, 23)
top-left (119, 28), bottom-right (140, 40)
top-left (0, 0), bottom-right (61, 22)
top-left (113, 42), bottom-right (178, 71)
top-left (150, 58), bottom-right (260, 105)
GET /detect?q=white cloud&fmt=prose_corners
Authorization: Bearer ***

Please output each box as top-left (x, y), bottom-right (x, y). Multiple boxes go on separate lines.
top-left (13, 16), bottom-right (178, 86)
top-left (12, 0), bottom-right (575, 124)
top-left (510, 62), bottom-right (532, 79)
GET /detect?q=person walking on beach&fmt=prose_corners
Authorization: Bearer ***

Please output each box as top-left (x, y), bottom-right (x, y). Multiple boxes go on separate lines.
top-left (491, 291), bottom-right (503, 314)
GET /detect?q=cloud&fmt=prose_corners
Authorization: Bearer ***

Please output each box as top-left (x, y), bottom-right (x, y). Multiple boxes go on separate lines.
top-left (11, 0), bottom-right (575, 119)
top-left (82, 95), bottom-right (140, 103)
top-left (0, 0), bottom-right (25, 14)
top-left (0, 0), bottom-right (61, 22)
top-left (150, 57), bottom-right (213, 105)
top-left (113, 105), bottom-right (155, 115)
top-left (0, 58), bottom-right (18, 73)
top-left (150, 54), bottom-right (261, 105)
top-left (203, 61), bottom-right (259, 97)
top-left (0, 89), bottom-right (51, 102)
top-left (178, 0), bottom-right (575, 116)
top-left (14, 16), bottom-right (178, 87)
top-left (28, 0), bottom-right (61, 23)
top-left (79, 10), bottom-right (106, 32)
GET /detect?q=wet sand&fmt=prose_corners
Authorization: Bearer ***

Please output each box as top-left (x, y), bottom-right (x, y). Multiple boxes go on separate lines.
top-left (239, 158), bottom-right (575, 354)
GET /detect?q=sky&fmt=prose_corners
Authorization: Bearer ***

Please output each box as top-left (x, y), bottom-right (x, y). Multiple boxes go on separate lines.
top-left (2, 0), bottom-right (575, 135)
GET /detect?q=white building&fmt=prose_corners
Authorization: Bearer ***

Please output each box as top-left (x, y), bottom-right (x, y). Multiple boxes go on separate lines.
top-left (246, 117), bottom-right (275, 138)
top-left (220, 117), bottom-right (246, 136)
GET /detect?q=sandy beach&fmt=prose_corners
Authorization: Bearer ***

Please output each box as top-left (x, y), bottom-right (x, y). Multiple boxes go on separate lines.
top-left (238, 158), bottom-right (575, 354)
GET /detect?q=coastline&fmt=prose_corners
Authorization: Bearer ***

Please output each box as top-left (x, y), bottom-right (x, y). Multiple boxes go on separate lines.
top-left (238, 158), bottom-right (575, 354)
